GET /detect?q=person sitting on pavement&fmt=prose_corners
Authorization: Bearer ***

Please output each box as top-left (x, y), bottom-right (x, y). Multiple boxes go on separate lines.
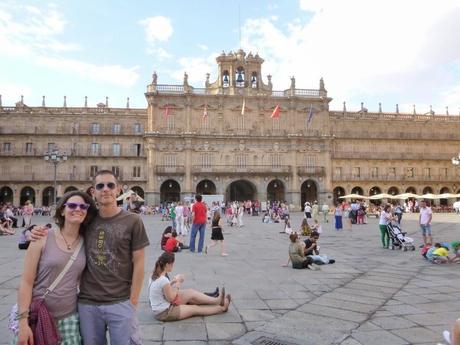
top-left (284, 233), bottom-right (313, 269)
top-left (443, 318), bottom-right (460, 345)
top-left (304, 231), bottom-right (335, 265)
top-left (300, 218), bottom-right (311, 236)
top-left (148, 252), bottom-right (231, 321)
top-left (432, 243), bottom-right (450, 264)
top-left (164, 231), bottom-right (181, 253)
top-left (449, 241), bottom-right (460, 263)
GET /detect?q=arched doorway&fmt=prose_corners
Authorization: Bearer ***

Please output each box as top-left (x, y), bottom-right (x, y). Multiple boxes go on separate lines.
top-left (439, 187), bottom-right (450, 206)
top-left (369, 186), bottom-right (382, 205)
top-left (406, 186), bottom-right (417, 194)
top-left (226, 180), bottom-right (256, 201)
top-left (64, 186), bottom-right (78, 194)
top-left (423, 186), bottom-right (433, 194)
top-left (301, 180), bottom-right (318, 206)
top-left (20, 186), bottom-right (36, 206)
top-left (267, 179), bottom-right (285, 202)
top-left (42, 186), bottom-right (55, 206)
top-left (131, 186), bottom-right (145, 199)
top-left (333, 186), bottom-right (345, 205)
top-left (0, 186), bottom-right (13, 204)
top-left (160, 180), bottom-right (181, 204)
top-left (388, 186), bottom-right (399, 196)
top-left (369, 186), bottom-right (381, 196)
top-left (196, 180), bottom-right (216, 195)
top-left (351, 186), bottom-right (364, 195)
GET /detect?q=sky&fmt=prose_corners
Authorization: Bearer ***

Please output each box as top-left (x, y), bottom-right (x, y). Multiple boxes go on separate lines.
top-left (1, 0), bottom-right (460, 114)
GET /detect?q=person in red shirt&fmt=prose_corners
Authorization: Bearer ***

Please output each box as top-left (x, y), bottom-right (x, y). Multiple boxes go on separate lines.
top-left (164, 231), bottom-right (180, 252)
top-left (189, 194), bottom-right (207, 253)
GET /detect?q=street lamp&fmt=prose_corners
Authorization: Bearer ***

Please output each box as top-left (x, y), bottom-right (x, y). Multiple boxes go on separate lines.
top-left (44, 148), bottom-right (67, 205)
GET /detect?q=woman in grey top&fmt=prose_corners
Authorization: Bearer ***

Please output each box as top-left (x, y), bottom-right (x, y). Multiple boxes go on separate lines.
top-left (15, 191), bottom-right (96, 345)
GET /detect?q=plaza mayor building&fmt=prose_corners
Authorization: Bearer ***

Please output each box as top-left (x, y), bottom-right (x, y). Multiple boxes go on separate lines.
top-left (1, 49), bottom-right (459, 210)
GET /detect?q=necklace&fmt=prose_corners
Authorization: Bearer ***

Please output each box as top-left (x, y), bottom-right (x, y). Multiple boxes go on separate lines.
top-left (60, 230), bottom-right (79, 250)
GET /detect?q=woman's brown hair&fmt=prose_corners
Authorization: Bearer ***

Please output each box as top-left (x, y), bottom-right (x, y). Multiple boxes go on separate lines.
top-left (53, 190), bottom-right (97, 234)
top-left (152, 252), bottom-right (175, 280)
top-left (289, 233), bottom-right (298, 243)
top-left (212, 210), bottom-right (221, 223)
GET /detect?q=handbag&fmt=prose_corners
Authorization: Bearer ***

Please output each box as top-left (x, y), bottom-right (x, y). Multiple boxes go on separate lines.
top-left (9, 238), bottom-right (84, 344)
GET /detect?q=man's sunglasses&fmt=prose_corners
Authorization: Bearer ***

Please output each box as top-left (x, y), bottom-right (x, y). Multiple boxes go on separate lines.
top-left (65, 203), bottom-right (91, 210)
top-left (95, 182), bottom-right (117, 190)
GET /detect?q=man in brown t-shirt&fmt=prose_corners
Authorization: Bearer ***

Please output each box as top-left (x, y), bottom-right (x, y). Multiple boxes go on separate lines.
top-left (77, 170), bottom-right (149, 345)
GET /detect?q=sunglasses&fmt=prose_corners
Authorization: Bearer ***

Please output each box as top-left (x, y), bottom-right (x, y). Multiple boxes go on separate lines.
top-left (65, 202), bottom-right (90, 210)
top-left (95, 182), bottom-right (117, 190)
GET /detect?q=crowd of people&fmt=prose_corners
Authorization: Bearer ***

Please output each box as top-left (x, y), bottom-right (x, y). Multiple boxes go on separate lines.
top-left (4, 186), bottom-right (460, 345)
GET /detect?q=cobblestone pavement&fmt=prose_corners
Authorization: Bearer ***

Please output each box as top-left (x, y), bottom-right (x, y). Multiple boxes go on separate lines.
top-left (0, 212), bottom-right (459, 345)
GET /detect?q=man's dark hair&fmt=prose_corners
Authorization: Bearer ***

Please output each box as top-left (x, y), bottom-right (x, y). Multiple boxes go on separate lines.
top-left (310, 231), bottom-right (319, 238)
top-left (92, 169), bottom-right (119, 184)
top-left (195, 194), bottom-right (202, 202)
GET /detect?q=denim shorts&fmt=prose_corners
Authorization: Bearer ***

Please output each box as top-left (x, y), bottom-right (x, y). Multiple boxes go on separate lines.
top-left (420, 224), bottom-right (432, 236)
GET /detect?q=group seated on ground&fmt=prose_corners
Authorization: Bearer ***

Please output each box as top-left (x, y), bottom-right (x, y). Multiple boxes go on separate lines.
top-left (284, 231), bottom-right (335, 269)
top-left (422, 241), bottom-right (460, 264)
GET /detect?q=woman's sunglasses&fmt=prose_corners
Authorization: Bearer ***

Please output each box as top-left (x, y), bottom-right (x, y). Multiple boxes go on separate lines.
top-left (95, 182), bottom-right (117, 190)
top-left (65, 202), bottom-right (91, 210)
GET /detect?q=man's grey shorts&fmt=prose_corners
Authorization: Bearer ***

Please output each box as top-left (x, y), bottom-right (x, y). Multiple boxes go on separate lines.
top-left (420, 224), bottom-right (432, 236)
top-left (78, 300), bottom-right (142, 345)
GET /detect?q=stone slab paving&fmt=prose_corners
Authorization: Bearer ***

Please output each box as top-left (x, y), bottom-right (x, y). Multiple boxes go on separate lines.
top-left (0, 212), bottom-right (459, 344)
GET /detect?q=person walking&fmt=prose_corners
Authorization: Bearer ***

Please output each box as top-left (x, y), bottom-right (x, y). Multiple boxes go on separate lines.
top-left (321, 203), bottom-right (329, 223)
top-left (419, 200), bottom-right (433, 246)
top-left (205, 211), bottom-right (228, 256)
top-left (189, 194), bottom-right (207, 253)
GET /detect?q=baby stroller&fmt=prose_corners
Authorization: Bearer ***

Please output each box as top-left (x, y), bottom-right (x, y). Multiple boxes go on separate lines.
top-left (387, 221), bottom-right (415, 251)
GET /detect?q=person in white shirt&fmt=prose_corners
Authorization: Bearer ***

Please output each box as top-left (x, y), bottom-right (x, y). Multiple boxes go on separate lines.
top-left (419, 200), bottom-right (433, 246)
top-left (175, 202), bottom-right (186, 236)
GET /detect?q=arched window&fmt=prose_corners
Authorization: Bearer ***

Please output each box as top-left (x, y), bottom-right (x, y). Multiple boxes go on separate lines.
top-left (235, 67), bottom-right (245, 87)
top-left (251, 72), bottom-right (257, 88)
top-left (222, 70), bottom-right (230, 88)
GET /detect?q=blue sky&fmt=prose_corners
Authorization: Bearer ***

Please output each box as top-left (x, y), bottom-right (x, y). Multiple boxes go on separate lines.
top-left (1, 0), bottom-right (460, 113)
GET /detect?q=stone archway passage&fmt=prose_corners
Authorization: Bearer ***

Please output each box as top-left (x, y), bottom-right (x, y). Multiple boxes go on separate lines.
top-left (131, 186), bottom-right (145, 199)
top-left (0, 186), bottom-right (13, 204)
top-left (20, 186), bottom-right (36, 206)
top-left (301, 180), bottom-right (318, 207)
top-left (333, 186), bottom-right (345, 205)
top-left (160, 180), bottom-right (181, 203)
top-left (42, 186), bottom-right (55, 206)
top-left (226, 180), bottom-right (256, 201)
top-left (267, 179), bottom-right (285, 202)
top-left (196, 179), bottom-right (216, 195)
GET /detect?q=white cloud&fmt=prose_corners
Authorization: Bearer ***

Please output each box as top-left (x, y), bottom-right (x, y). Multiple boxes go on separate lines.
top-left (139, 16), bottom-right (173, 44)
top-left (238, 0), bottom-right (460, 111)
top-left (36, 56), bottom-right (140, 87)
top-left (0, 83), bottom-right (32, 103)
top-left (197, 44), bottom-right (208, 51)
top-left (170, 53), bottom-right (218, 85)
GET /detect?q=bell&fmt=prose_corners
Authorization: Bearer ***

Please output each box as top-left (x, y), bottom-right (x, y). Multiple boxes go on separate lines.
top-left (223, 74), bottom-right (229, 83)
top-left (236, 72), bottom-right (244, 83)
top-left (251, 75), bottom-right (256, 83)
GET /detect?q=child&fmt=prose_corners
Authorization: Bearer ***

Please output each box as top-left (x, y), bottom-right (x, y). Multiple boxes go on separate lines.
top-left (282, 216), bottom-right (293, 235)
top-left (206, 211), bottom-right (228, 256)
top-left (300, 218), bottom-right (311, 236)
top-left (311, 219), bottom-right (323, 235)
top-left (421, 242), bottom-right (432, 259)
top-left (431, 243), bottom-right (449, 264)
top-left (164, 231), bottom-right (181, 253)
top-left (449, 241), bottom-right (460, 263)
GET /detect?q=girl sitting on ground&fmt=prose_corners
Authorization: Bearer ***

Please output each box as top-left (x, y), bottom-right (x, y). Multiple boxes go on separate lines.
top-left (310, 219), bottom-right (323, 235)
top-left (283, 233), bottom-right (312, 269)
top-left (149, 252), bottom-right (231, 321)
top-left (300, 218), bottom-right (311, 236)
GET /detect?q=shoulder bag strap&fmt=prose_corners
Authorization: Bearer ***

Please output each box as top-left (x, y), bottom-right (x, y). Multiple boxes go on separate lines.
top-left (44, 238), bottom-right (84, 297)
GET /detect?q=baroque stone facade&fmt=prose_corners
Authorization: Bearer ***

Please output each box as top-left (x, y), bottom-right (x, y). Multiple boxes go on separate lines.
top-left (1, 49), bottom-right (459, 209)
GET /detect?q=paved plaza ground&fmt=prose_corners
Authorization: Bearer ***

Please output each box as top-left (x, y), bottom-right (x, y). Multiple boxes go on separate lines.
top-left (0, 211), bottom-right (459, 345)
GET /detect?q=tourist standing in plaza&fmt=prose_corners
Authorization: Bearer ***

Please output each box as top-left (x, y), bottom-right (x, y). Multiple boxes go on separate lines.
top-left (189, 194), bottom-right (207, 253)
top-left (31, 170), bottom-right (150, 345)
top-left (22, 200), bottom-right (34, 227)
top-left (14, 190), bottom-right (97, 345)
top-left (379, 204), bottom-right (394, 248)
top-left (419, 200), bottom-right (433, 246)
top-left (334, 203), bottom-right (343, 230)
top-left (205, 211), bottom-right (228, 256)
top-left (321, 203), bottom-right (329, 223)
top-left (237, 202), bottom-right (244, 227)
top-left (312, 201), bottom-right (319, 221)
top-left (175, 202), bottom-right (186, 236)
top-left (304, 202), bottom-right (312, 219)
